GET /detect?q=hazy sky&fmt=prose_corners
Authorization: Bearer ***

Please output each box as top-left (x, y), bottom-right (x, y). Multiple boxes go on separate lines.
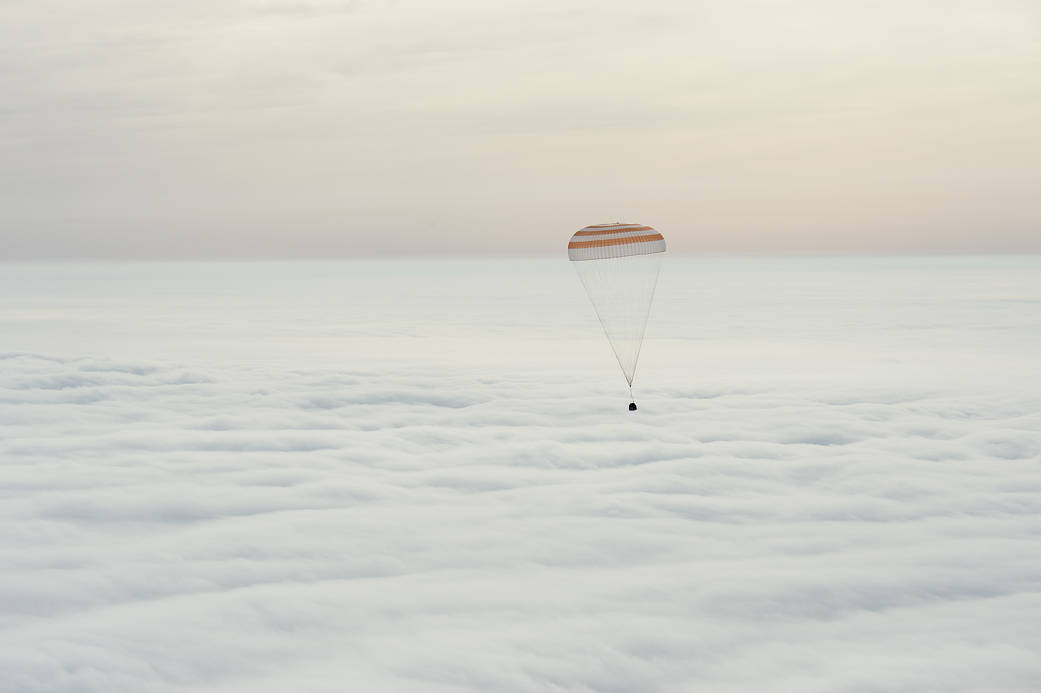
top-left (2, 0), bottom-right (1039, 258)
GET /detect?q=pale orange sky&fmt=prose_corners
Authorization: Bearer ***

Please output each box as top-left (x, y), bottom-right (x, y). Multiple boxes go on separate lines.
top-left (1, 0), bottom-right (1039, 258)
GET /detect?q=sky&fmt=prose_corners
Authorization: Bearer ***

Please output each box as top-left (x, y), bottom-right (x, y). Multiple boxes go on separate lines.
top-left (1, 0), bottom-right (1040, 259)
top-left (2, 257), bottom-right (1040, 691)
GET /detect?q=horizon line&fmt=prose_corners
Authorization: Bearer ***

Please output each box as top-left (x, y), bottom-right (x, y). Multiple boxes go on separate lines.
top-left (3, 250), bottom-right (1040, 263)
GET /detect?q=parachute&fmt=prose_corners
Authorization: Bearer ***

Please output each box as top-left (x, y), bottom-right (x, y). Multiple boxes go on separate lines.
top-left (568, 222), bottom-right (666, 411)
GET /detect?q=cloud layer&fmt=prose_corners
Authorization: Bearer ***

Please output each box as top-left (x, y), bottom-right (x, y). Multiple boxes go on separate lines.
top-left (1, 257), bottom-right (1040, 691)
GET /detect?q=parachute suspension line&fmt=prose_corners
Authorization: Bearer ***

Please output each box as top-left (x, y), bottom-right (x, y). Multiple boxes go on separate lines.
top-left (574, 253), bottom-right (662, 388)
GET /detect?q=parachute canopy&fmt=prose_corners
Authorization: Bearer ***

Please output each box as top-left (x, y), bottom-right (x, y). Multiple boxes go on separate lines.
top-left (567, 223), bottom-right (666, 262)
top-left (568, 223), bottom-right (666, 400)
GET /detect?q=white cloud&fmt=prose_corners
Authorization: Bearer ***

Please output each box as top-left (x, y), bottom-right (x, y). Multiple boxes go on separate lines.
top-left (1, 257), bottom-right (1040, 691)
top-left (2, 352), bottom-right (1040, 691)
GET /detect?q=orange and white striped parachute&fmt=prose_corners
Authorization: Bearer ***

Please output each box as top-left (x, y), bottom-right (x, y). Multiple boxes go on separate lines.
top-left (568, 223), bottom-right (666, 409)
